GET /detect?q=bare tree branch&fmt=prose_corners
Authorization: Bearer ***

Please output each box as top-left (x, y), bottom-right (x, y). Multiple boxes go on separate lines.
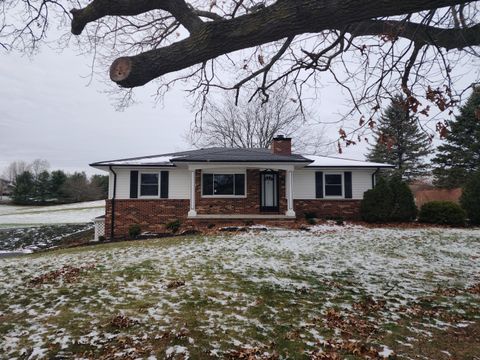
top-left (105, 0), bottom-right (477, 88)
top-left (71, 0), bottom-right (204, 35)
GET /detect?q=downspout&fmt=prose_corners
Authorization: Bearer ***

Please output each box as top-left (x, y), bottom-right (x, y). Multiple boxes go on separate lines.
top-left (109, 166), bottom-right (117, 240)
top-left (372, 167), bottom-right (380, 188)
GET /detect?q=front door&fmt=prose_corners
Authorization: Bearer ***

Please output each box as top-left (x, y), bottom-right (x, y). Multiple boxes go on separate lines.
top-left (260, 171), bottom-right (279, 212)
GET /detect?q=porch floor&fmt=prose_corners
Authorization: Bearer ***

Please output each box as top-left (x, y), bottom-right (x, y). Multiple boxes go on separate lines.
top-left (189, 214), bottom-right (296, 220)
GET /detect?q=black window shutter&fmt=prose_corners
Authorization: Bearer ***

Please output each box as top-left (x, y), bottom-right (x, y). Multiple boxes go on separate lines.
top-left (202, 174), bottom-right (213, 195)
top-left (315, 171), bottom-right (323, 198)
top-left (160, 171), bottom-right (169, 198)
top-left (344, 171), bottom-right (353, 198)
top-left (130, 171), bottom-right (138, 198)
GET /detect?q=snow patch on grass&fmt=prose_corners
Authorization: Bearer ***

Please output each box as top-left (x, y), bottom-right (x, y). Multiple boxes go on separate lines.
top-left (0, 224), bottom-right (479, 358)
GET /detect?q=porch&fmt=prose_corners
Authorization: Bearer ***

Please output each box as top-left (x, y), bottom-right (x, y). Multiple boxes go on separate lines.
top-left (185, 165), bottom-right (297, 219)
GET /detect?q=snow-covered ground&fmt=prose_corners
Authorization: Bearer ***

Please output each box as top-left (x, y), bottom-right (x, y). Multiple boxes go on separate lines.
top-left (0, 224), bottom-right (479, 359)
top-left (0, 200), bottom-right (105, 226)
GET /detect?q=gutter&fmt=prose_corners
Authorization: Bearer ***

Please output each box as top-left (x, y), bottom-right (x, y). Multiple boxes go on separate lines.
top-left (109, 166), bottom-right (117, 240)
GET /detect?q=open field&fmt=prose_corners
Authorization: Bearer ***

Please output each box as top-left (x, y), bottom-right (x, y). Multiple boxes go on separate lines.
top-left (0, 200), bottom-right (105, 227)
top-left (0, 224), bottom-right (479, 359)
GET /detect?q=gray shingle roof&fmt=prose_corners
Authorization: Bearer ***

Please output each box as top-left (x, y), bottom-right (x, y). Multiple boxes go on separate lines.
top-left (90, 147), bottom-right (311, 166)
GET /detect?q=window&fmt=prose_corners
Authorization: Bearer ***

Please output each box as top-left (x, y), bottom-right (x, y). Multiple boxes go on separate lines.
top-left (324, 174), bottom-right (343, 197)
top-left (140, 173), bottom-right (159, 197)
top-left (202, 173), bottom-right (246, 196)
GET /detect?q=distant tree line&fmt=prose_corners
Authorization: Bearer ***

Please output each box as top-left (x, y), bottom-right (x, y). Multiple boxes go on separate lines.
top-left (3, 160), bottom-right (108, 205)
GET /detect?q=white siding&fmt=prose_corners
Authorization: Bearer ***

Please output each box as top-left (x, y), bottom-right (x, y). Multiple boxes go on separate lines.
top-left (169, 169), bottom-right (191, 199)
top-left (109, 167), bottom-right (190, 199)
top-left (115, 168), bottom-right (132, 199)
top-left (351, 169), bottom-right (374, 199)
top-left (293, 170), bottom-right (316, 199)
top-left (293, 168), bottom-right (375, 200)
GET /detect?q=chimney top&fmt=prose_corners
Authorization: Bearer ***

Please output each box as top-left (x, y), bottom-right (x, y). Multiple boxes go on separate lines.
top-left (271, 135), bottom-right (292, 155)
top-left (273, 134), bottom-right (290, 140)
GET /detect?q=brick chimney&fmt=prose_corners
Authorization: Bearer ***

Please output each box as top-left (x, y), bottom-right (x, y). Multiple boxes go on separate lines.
top-left (271, 135), bottom-right (292, 156)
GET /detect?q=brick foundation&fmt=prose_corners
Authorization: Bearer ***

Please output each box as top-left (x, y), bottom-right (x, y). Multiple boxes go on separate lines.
top-left (294, 199), bottom-right (361, 220)
top-left (105, 199), bottom-right (190, 239)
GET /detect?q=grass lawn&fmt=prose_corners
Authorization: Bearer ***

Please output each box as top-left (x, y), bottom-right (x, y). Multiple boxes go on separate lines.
top-left (0, 224), bottom-right (479, 359)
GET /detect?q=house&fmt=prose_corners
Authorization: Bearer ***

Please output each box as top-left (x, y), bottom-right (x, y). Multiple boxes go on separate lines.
top-left (90, 136), bottom-right (394, 239)
top-left (0, 178), bottom-right (12, 198)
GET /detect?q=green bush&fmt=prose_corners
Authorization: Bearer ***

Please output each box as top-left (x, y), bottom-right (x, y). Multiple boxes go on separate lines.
top-left (360, 178), bottom-right (394, 222)
top-left (389, 177), bottom-right (417, 221)
top-left (306, 217), bottom-right (316, 225)
top-left (418, 201), bottom-right (466, 226)
top-left (460, 171), bottom-right (480, 225)
top-left (304, 212), bottom-right (317, 220)
top-left (166, 219), bottom-right (181, 233)
top-left (128, 224), bottom-right (141, 238)
top-left (360, 177), bottom-right (417, 223)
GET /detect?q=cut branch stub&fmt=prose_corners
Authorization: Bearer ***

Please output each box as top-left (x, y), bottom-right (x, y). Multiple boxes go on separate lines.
top-left (110, 57), bottom-right (133, 83)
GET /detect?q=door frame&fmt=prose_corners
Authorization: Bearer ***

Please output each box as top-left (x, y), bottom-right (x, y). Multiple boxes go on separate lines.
top-left (260, 170), bottom-right (279, 212)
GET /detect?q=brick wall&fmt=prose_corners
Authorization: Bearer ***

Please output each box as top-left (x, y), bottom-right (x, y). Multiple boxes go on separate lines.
top-left (195, 169), bottom-right (287, 215)
top-left (271, 138), bottom-right (292, 155)
top-left (294, 199), bottom-right (361, 219)
top-left (105, 199), bottom-right (189, 239)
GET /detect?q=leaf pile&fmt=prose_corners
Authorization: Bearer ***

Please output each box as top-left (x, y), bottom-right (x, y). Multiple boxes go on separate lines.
top-left (227, 346), bottom-right (279, 360)
top-left (467, 282), bottom-right (480, 295)
top-left (310, 339), bottom-right (392, 359)
top-left (166, 280), bottom-right (185, 289)
top-left (29, 264), bottom-right (96, 286)
top-left (109, 314), bottom-right (138, 329)
top-left (322, 307), bottom-right (378, 338)
top-left (80, 335), bottom-right (152, 360)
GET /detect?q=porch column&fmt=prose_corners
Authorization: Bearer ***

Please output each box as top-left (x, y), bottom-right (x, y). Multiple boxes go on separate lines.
top-left (286, 170), bottom-right (296, 217)
top-left (188, 170), bottom-right (197, 217)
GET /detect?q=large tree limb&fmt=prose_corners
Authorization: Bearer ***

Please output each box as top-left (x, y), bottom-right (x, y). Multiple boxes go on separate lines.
top-left (349, 20), bottom-right (480, 50)
top-left (102, 0), bottom-right (475, 87)
top-left (71, 0), bottom-right (203, 35)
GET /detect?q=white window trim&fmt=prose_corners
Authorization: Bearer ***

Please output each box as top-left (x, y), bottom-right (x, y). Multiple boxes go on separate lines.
top-left (138, 171), bottom-right (160, 199)
top-left (324, 172), bottom-right (344, 199)
top-left (201, 170), bottom-right (247, 198)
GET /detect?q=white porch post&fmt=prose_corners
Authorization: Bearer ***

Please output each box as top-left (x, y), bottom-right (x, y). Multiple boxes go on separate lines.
top-left (286, 170), bottom-right (296, 217)
top-left (188, 169), bottom-right (197, 217)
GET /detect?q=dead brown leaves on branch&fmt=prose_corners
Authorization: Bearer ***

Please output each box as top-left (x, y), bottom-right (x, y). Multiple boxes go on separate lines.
top-left (426, 86), bottom-right (457, 113)
top-left (29, 264), bottom-right (96, 286)
top-left (475, 107), bottom-right (480, 120)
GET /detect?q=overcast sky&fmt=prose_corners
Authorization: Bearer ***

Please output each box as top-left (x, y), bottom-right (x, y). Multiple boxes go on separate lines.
top-left (4, 31), bottom-right (473, 177)
top-left (1, 42), bottom-right (374, 177)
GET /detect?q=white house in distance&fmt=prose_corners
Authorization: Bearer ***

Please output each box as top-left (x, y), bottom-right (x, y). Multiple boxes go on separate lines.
top-left (90, 136), bottom-right (394, 239)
